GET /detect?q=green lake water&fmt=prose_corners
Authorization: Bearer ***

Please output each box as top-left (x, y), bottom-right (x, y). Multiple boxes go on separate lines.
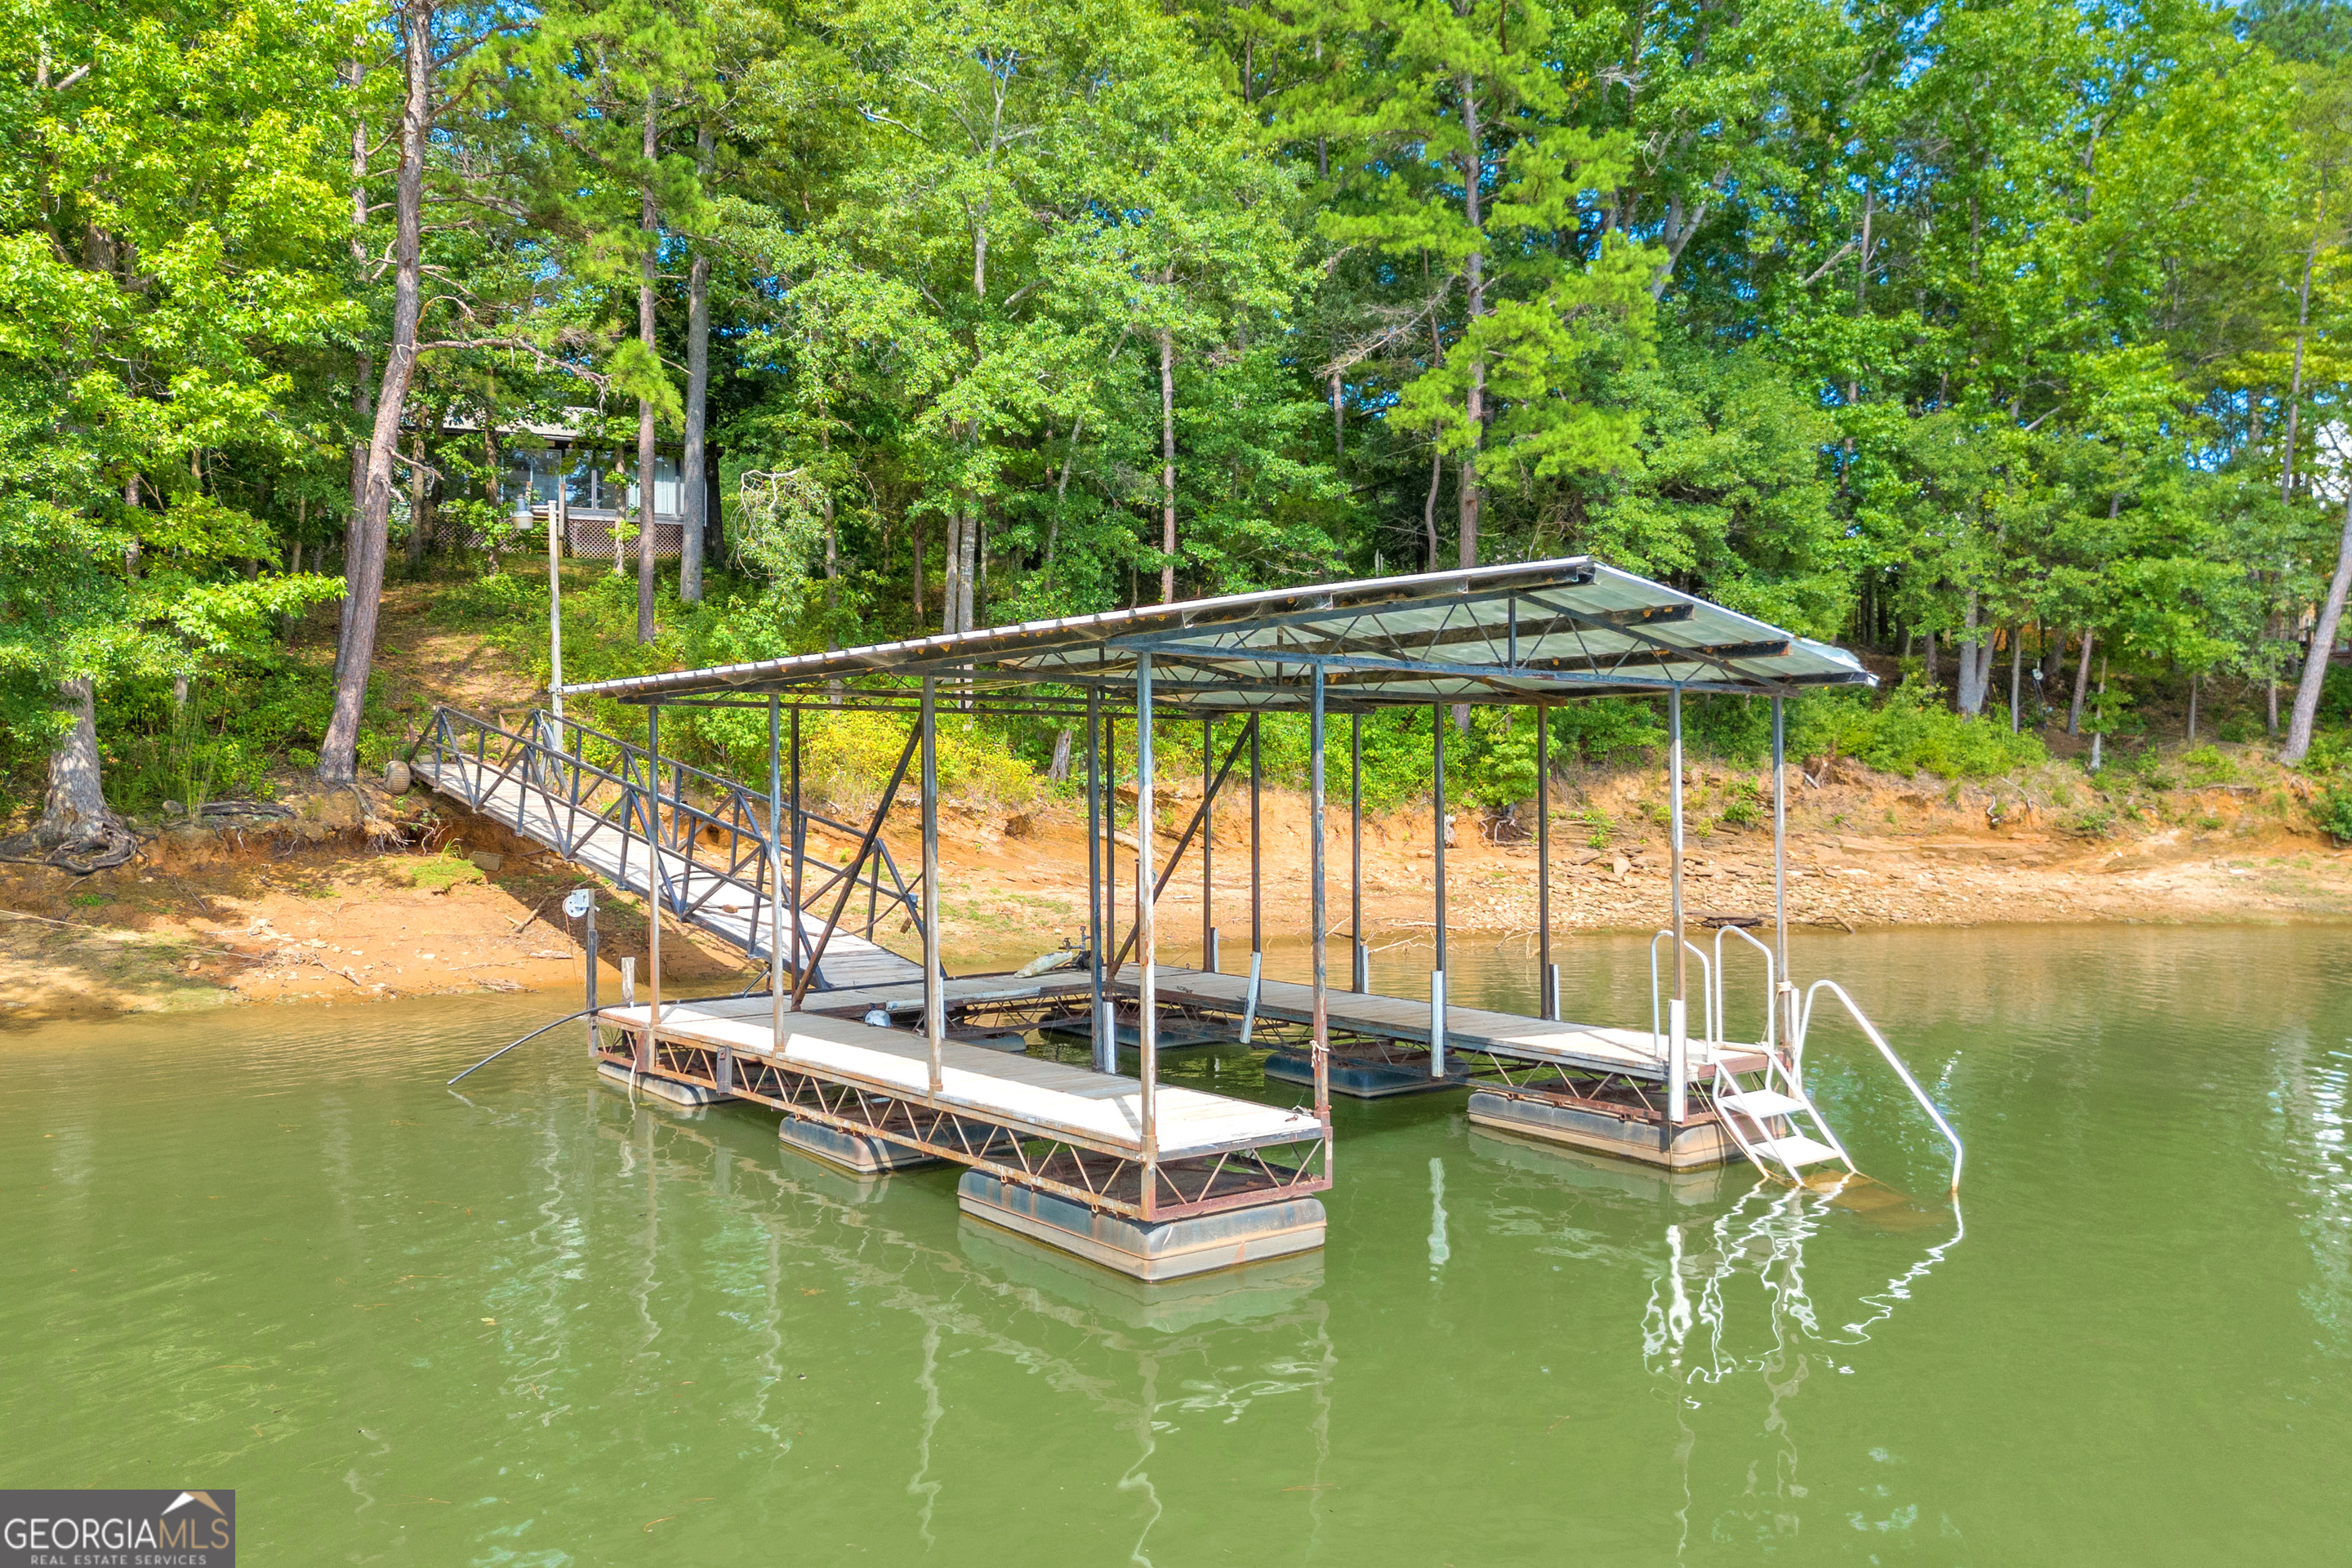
top-left (5, 923), bottom-right (2350, 1564)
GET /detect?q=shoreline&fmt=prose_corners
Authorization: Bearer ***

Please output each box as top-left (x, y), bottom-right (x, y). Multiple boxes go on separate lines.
top-left (4, 760), bottom-right (2350, 1026)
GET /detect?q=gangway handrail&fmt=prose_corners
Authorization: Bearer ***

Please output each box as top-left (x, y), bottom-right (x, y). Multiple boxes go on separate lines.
top-left (1797, 979), bottom-right (1963, 1195)
top-left (417, 703), bottom-right (927, 952)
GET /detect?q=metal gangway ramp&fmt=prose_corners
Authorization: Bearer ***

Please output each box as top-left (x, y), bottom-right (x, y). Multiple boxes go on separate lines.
top-left (412, 706), bottom-right (923, 992)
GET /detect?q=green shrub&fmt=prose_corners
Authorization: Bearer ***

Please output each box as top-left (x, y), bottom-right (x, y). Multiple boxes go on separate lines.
top-left (2181, 744), bottom-right (2239, 785)
top-left (1788, 683), bottom-right (2047, 779)
top-left (2315, 785), bottom-right (2352, 845)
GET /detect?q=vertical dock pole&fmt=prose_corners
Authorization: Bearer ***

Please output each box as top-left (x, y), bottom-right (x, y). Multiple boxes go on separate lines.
top-left (646, 703), bottom-right (662, 1036)
top-left (1351, 710), bottom-right (1366, 995)
top-left (1431, 703), bottom-right (1447, 1077)
top-left (768, 696), bottom-right (785, 1051)
top-left (1101, 712), bottom-right (1119, 1073)
top-left (546, 487), bottom-right (565, 725)
top-left (1135, 654), bottom-right (1159, 1217)
top-left (1086, 690), bottom-right (1106, 1070)
top-left (1241, 714), bottom-right (1263, 1044)
top-left (1202, 716), bottom-right (1216, 973)
top-left (1311, 665), bottom-right (1332, 1130)
top-left (583, 897), bottom-right (600, 1054)
top-left (1773, 694), bottom-right (1796, 1067)
top-left (789, 706), bottom-right (804, 1002)
top-left (1537, 704), bottom-right (1556, 1021)
top-left (921, 677), bottom-right (943, 1098)
top-left (1667, 686), bottom-right (1689, 1130)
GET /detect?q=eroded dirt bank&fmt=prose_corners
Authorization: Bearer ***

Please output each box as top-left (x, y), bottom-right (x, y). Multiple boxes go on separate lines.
top-left (4, 755), bottom-right (2349, 1026)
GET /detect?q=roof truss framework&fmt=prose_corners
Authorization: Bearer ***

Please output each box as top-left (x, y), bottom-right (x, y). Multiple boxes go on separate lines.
top-left (561, 559), bottom-right (1874, 710)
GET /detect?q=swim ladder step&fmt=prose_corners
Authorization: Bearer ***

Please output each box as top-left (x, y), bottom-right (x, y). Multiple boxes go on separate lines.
top-left (1749, 1134), bottom-right (1842, 1169)
top-left (1717, 1089), bottom-right (1807, 1119)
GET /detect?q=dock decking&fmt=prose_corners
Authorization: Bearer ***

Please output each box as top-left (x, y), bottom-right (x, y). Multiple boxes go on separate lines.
top-left (599, 997), bottom-right (1324, 1165)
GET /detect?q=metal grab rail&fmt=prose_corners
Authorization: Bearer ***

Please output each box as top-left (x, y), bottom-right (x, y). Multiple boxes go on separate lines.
top-left (1711, 923), bottom-right (1776, 1057)
top-left (1649, 930), bottom-right (1716, 1049)
top-left (416, 704), bottom-right (926, 952)
top-left (1797, 979), bottom-right (1964, 1195)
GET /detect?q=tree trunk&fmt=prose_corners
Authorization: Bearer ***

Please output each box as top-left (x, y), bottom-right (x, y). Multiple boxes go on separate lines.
top-left (1159, 327), bottom-right (1177, 604)
top-left (911, 517), bottom-right (925, 621)
top-left (1923, 628), bottom-right (1938, 691)
top-left (959, 502), bottom-right (978, 631)
top-left (2282, 488), bottom-right (2352, 764)
top-left (2009, 629), bottom-right (2023, 733)
top-left (2284, 220), bottom-right (2322, 506)
top-left (1455, 72), bottom-right (1485, 601)
top-left (339, 58), bottom-right (372, 680)
top-left (1330, 368), bottom-right (1344, 465)
top-left (1956, 593), bottom-right (1984, 715)
top-left (38, 676), bottom-right (109, 840)
top-left (679, 123), bottom-right (713, 606)
top-left (406, 429), bottom-right (428, 568)
top-left (941, 509), bottom-right (963, 635)
top-left (2068, 628), bottom-right (2094, 735)
top-left (635, 87), bottom-right (659, 645)
top-left (2187, 674), bottom-right (2199, 744)
top-left (318, 0), bottom-right (434, 786)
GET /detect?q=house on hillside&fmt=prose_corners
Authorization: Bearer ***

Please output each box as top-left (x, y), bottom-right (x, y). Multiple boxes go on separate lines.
top-left (425, 412), bottom-right (724, 563)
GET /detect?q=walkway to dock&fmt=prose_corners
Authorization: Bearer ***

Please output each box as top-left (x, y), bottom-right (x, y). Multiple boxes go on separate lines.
top-left (414, 734), bottom-right (922, 993)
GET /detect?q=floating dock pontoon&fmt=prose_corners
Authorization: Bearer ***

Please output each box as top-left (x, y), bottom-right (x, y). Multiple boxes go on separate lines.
top-left (421, 556), bottom-right (1968, 1281)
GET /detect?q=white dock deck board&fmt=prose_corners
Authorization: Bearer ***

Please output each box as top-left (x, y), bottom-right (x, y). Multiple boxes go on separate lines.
top-left (416, 753), bottom-right (923, 991)
top-left (603, 1000), bottom-right (1322, 1159)
top-left (1125, 967), bottom-right (1761, 1081)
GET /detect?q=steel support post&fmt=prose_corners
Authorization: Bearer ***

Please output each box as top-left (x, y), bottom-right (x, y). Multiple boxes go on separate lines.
top-left (1242, 714), bottom-right (1263, 1043)
top-left (922, 677), bottom-right (943, 1098)
top-left (1431, 703), bottom-right (1447, 1076)
top-left (1668, 686), bottom-right (1689, 1129)
top-left (1538, 705), bottom-right (1556, 1021)
top-left (1773, 694), bottom-right (1795, 1066)
top-left (583, 899), bottom-right (599, 1054)
top-left (1086, 689), bottom-right (1105, 1068)
top-left (1351, 710), bottom-right (1366, 994)
top-left (647, 703), bottom-right (662, 1033)
top-left (790, 706), bottom-right (805, 998)
top-left (768, 694), bottom-right (784, 1054)
top-left (1101, 714), bottom-right (1119, 1073)
top-left (546, 488), bottom-right (566, 725)
top-left (1135, 654), bottom-right (1159, 1217)
top-left (1202, 716), bottom-right (1216, 973)
top-left (1311, 665), bottom-right (1332, 1129)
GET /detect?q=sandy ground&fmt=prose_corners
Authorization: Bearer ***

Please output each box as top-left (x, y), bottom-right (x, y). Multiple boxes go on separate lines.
top-left (3, 754), bottom-right (2347, 1027)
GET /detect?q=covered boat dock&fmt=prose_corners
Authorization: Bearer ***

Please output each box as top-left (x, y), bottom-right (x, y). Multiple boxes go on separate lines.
top-left (429, 557), bottom-right (1886, 1278)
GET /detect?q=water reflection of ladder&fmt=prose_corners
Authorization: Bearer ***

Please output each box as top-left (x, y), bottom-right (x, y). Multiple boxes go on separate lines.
top-left (412, 706), bottom-right (925, 992)
top-left (1661, 925), bottom-right (1963, 1192)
